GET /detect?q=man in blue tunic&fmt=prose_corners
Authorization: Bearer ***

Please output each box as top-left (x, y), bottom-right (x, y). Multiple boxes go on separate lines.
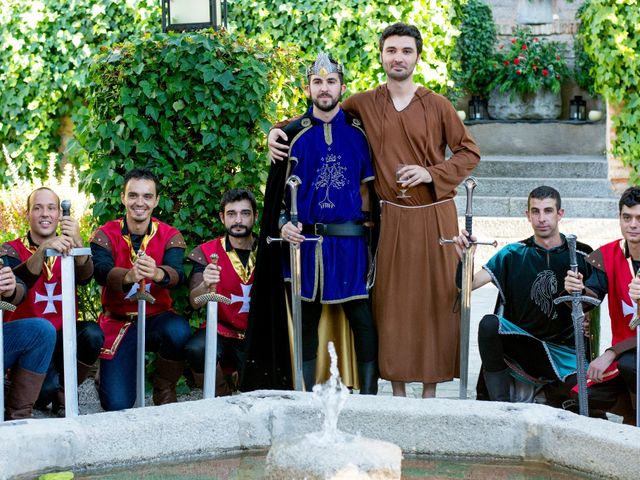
top-left (272, 53), bottom-right (378, 394)
top-left (454, 186), bottom-right (592, 405)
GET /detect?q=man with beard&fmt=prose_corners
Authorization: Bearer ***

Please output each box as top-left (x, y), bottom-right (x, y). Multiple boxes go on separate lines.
top-left (268, 24), bottom-right (480, 398)
top-left (246, 52), bottom-right (378, 394)
top-left (185, 188), bottom-right (258, 395)
top-left (564, 186), bottom-right (640, 423)
top-left (454, 187), bottom-right (592, 405)
top-left (91, 168), bottom-right (191, 411)
top-left (1, 187), bottom-right (103, 416)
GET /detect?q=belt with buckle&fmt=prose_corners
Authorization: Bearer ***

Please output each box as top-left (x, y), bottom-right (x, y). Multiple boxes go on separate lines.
top-left (302, 221), bottom-right (365, 237)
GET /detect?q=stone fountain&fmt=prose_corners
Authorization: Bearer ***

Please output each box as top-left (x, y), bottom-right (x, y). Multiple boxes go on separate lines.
top-left (265, 343), bottom-right (402, 479)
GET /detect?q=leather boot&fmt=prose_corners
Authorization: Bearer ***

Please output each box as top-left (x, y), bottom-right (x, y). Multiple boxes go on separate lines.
top-left (483, 368), bottom-right (512, 402)
top-left (152, 356), bottom-right (185, 405)
top-left (5, 366), bottom-right (47, 420)
top-left (357, 361), bottom-right (378, 395)
top-left (191, 370), bottom-right (204, 389)
top-left (216, 364), bottom-right (233, 397)
top-left (52, 360), bottom-right (95, 417)
top-left (303, 359), bottom-right (316, 392)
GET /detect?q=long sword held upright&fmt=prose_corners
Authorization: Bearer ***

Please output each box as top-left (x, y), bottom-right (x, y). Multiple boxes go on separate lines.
top-left (440, 177), bottom-right (496, 399)
top-left (628, 272), bottom-right (640, 427)
top-left (0, 258), bottom-right (17, 421)
top-left (554, 234), bottom-right (600, 417)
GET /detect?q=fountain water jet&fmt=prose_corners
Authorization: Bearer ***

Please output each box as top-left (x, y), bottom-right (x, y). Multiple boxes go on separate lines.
top-left (265, 342), bottom-right (402, 479)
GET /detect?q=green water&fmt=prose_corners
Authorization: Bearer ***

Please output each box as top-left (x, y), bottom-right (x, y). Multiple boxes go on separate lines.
top-left (74, 451), bottom-right (598, 479)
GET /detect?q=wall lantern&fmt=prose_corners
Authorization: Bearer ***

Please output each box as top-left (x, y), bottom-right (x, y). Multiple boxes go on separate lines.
top-left (569, 95), bottom-right (587, 121)
top-left (468, 95), bottom-right (487, 121)
top-left (162, 0), bottom-right (227, 32)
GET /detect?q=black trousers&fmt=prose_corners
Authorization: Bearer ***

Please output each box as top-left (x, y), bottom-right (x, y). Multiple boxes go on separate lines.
top-left (301, 298), bottom-right (377, 364)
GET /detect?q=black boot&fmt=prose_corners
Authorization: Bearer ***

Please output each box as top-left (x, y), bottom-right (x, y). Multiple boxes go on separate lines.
top-left (303, 359), bottom-right (316, 392)
top-left (484, 368), bottom-right (512, 402)
top-left (357, 361), bottom-right (378, 395)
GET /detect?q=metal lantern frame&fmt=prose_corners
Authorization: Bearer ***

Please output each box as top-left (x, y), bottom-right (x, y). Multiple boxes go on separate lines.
top-left (468, 95), bottom-right (487, 121)
top-left (569, 95), bottom-right (587, 121)
top-left (161, 0), bottom-right (228, 32)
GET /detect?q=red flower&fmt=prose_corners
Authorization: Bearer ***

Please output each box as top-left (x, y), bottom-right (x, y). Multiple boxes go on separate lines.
top-left (511, 39), bottom-right (516, 44)
top-left (516, 70), bottom-right (522, 75)
top-left (513, 58), bottom-right (520, 65)
top-left (556, 75), bottom-right (560, 80)
top-left (533, 37), bottom-right (539, 42)
top-left (522, 45), bottom-right (528, 50)
top-left (504, 60), bottom-right (510, 65)
top-left (542, 69), bottom-right (549, 77)
top-left (555, 56), bottom-right (561, 61)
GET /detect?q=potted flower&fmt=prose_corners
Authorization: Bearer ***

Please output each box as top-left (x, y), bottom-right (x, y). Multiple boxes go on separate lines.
top-left (488, 28), bottom-right (569, 120)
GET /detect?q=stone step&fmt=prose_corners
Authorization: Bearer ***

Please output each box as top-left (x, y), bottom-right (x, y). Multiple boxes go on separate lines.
top-left (469, 177), bottom-right (616, 199)
top-left (474, 155), bottom-right (608, 179)
top-left (466, 121), bottom-right (606, 156)
top-left (455, 195), bottom-right (618, 218)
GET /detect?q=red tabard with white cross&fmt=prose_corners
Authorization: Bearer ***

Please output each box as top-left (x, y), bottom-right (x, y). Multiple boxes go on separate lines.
top-left (98, 218), bottom-right (177, 316)
top-left (199, 238), bottom-right (254, 339)
top-left (5, 238), bottom-right (65, 330)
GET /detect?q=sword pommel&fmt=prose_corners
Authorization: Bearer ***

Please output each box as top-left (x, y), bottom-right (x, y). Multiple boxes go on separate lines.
top-left (462, 176), bottom-right (478, 237)
top-left (565, 234), bottom-right (578, 274)
top-left (286, 175), bottom-right (302, 225)
top-left (61, 199), bottom-right (71, 217)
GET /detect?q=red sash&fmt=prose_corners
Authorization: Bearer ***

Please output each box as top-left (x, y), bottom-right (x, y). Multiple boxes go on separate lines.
top-left (199, 238), bottom-right (255, 339)
top-left (96, 218), bottom-right (180, 359)
top-left (5, 237), bottom-right (66, 330)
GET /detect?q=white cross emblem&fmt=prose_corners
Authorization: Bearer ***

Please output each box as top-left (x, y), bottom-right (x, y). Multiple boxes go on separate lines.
top-left (231, 283), bottom-right (252, 313)
top-left (622, 298), bottom-right (637, 318)
top-left (34, 282), bottom-right (63, 314)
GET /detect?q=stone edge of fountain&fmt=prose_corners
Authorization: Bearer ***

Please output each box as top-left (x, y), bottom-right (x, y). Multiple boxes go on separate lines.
top-left (0, 391), bottom-right (637, 479)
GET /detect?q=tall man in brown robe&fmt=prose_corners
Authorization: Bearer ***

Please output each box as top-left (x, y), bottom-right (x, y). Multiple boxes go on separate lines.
top-left (269, 23), bottom-right (480, 398)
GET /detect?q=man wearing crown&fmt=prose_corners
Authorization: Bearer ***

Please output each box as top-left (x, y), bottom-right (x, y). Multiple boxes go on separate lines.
top-left (243, 53), bottom-right (378, 394)
top-left (1, 187), bottom-right (103, 416)
top-left (90, 168), bottom-right (191, 411)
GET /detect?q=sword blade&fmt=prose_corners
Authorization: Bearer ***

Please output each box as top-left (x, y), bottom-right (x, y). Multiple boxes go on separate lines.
top-left (571, 298), bottom-right (589, 417)
top-left (459, 245), bottom-right (475, 399)
top-left (0, 309), bottom-right (4, 419)
top-left (135, 298), bottom-right (146, 408)
top-left (60, 254), bottom-right (79, 417)
top-left (289, 243), bottom-right (304, 391)
top-left (636, 328), bottom-right (640, 427)
top-left (203, 300), bottom-right (219, 399)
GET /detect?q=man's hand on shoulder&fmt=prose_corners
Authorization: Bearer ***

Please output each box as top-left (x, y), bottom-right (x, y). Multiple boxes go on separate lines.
top-left (268, 128), bottom-right (289, 162)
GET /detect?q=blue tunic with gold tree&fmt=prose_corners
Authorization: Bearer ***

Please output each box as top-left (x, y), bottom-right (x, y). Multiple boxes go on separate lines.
top-left (283, 107), bottom-right (374, 303)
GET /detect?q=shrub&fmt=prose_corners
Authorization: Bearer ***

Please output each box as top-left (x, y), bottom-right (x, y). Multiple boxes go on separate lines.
top-left (489, 28), bottom-right (569, 97)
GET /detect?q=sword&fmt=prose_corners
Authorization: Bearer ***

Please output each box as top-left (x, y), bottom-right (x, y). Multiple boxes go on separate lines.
top-left (193, 254), bottom-right (231, 399)
top-left (440, 176), bottom-right (496, 399)
top-left (132, 250), bottom-right (156, 408)
top-left (628, 271), bottom-right (640, 427)
top-left (44, 199), bottom-right (92, 417)
top-left (554, 234), bottom-right (601, 417)
top-left (266, 175), bottom-right (321, 391)
top-left (0, 258), bottom-right (17, 420)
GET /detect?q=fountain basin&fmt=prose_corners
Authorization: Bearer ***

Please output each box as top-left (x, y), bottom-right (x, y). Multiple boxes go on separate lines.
top-left (1, 391), bottom-right (638, 479)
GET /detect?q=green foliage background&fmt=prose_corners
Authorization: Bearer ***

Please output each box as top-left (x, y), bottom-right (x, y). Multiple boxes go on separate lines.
top-left (450, 0), bottom-right (496, 101)
top-left (0, 0), bottom-right (160, 185)
top-left (580, 0), bottom-right (640, 181)
top-left (230, 0), bottom-right (462, 97)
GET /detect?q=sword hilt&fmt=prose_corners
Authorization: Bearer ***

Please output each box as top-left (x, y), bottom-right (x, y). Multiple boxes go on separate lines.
top-left (286, 175), bottom-right (302, 226)
top-left (0, 258), bottom-right (17, 312)
top-left (439, 238), bottom-right (497, 248)
top-left (266, 236), bottom-right (322, 244)
top-left (630, 270), bottom-right (640, 329)
top-left (61, 199), bottom-right (71, 217)
top-left (462, 176), bottom-right (478, 238)
top-left (194, 254), bottom-right (231, 305)
top-left (554, 295), bottom-right (601, 307)
top-left (132, 250), bottom-right (156, 304)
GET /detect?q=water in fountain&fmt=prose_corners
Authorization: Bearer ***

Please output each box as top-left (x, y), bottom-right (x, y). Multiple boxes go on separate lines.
top-left (265, 342), bottom-right (402, 479)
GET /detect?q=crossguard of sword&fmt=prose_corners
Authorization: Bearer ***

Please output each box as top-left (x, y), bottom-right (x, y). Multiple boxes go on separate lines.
top-left (132, 250), bottom-right (156, 304)
top-left (0, 258), bottom-right (17, 312)
top-left (439, 238), bottom-right (497, 248)
top-left (553, 295), bottom-right (601, 307)
top-left (266, 235), bottom-right (323, 245)
top-left (194, 254), bottom-right (231, 305)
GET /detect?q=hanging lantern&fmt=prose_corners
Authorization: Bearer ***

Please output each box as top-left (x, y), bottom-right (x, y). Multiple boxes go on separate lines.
top-left (162, 0), bottom-right (227, 32)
